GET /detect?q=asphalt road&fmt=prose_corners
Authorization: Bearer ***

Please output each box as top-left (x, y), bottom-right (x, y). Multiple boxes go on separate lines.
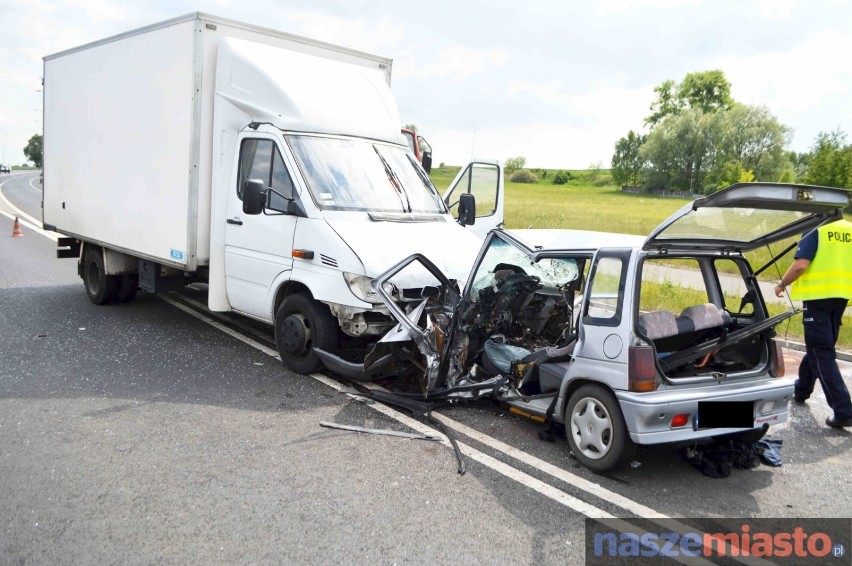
top-left (1, 172), bottom-right (850, 564)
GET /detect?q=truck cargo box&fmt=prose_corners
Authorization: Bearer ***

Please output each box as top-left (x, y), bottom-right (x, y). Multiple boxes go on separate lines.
top-left (43, 12), bottom-right (392, 271)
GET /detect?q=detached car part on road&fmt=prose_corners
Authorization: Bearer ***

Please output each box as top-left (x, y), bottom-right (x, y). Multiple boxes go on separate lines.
top-left (316, 183), bottom-right (851, 472)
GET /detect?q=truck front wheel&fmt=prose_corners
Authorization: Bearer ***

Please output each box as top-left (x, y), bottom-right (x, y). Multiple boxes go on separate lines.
top-left (83, 248), bottom-right (119, 305)
top-left (275, 293), bottom-right (338, 374)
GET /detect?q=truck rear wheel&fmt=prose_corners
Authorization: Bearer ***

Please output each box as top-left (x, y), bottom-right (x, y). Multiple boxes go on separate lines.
top-left (275, 293), bottom-right (337, 374)
top-left (83, 248), bottom-right (119, 305)
top-left (116, 275), bottom-right (139, 303)
top-left (565, 384), bottom-right (635, 472)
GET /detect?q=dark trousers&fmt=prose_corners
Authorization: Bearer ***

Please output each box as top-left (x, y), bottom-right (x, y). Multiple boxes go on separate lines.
top-left (795, 298), bottom-right (852, 419)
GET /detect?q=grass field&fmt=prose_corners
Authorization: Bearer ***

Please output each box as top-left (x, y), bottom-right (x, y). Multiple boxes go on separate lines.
top-left (429, 165), bottom-right (852, 349)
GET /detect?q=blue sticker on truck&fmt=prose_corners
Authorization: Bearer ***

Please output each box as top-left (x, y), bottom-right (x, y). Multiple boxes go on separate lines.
top-left (170, 249), bottom-right (185, 261)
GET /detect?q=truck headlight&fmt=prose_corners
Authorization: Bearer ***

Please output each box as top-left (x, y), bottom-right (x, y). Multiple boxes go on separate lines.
top-left (343, 273), bottom-right (386, 304)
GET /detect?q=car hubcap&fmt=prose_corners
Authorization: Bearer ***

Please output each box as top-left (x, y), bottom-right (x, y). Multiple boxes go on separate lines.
top-left (570, 397), bottom-right (612, 460)
top-left (281, 313), bottom-right (310, 354)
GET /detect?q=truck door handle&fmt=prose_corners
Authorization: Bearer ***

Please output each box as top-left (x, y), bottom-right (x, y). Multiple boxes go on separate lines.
top-left (227, 218), bottom-right (243, 225)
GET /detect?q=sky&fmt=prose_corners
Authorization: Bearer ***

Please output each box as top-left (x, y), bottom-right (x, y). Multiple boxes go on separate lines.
top-left (2, 0), bottom-right (852, 169)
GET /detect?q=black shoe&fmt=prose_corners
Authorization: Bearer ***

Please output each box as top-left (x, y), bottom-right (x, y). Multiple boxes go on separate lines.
top-left (826, 416), bottom-right (852, 428)
top-left (794, 396), bottom-right (807, 404)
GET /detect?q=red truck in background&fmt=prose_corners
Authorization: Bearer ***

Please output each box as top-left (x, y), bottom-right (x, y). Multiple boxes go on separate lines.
top-left (401, 128), bottom-right (433, 173)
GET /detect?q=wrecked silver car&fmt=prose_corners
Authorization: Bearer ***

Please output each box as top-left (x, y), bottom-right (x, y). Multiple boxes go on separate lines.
top-left (316, 183), bottom-right (850, 472)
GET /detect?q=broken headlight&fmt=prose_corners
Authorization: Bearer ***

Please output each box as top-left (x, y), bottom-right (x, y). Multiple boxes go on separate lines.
top-left (343, 273), bottom-right (395, 305)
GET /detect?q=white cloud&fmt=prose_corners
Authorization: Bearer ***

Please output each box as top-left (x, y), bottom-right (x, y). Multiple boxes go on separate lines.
top-left (395, 46), bottom-right (510, 81)
top-left (720, 31), bottom-right (852, 110)
top-left (754, 0), bottom-right (798, 19)
top-left (595, 0), bottom-right (700, 13)
top-left (430, 78), bottom-right (654, 169)
top-left (286, 11), bottom-right (406, 53)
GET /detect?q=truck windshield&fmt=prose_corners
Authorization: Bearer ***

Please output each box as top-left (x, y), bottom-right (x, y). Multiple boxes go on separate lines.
top-left (286, 135), bottom-right (446, 213)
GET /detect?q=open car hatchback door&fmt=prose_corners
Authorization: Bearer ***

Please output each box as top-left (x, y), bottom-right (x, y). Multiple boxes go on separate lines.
top-left (644, 183), bottom-right (850, 252)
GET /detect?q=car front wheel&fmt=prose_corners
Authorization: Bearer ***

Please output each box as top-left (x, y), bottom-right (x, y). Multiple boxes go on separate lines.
top-left (565, 384), bottom-right (635, 472)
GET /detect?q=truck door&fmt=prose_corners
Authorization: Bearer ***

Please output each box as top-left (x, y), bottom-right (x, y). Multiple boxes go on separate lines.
top-left (225, 136), bottom-right (298, 320)
top-left (442, 161), bottom-right (504, 239)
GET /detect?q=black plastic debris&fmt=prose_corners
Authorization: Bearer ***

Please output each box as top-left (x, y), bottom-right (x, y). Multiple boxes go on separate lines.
top-left (679, 439), bottom-right (761, 478)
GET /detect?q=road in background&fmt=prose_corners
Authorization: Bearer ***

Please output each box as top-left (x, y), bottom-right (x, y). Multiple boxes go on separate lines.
top-left (1, 172), bottom-right (850, 564)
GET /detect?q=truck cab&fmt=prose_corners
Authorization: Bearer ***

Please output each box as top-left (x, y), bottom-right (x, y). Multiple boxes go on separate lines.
top-left (401, 128), bottom-right (433, 173)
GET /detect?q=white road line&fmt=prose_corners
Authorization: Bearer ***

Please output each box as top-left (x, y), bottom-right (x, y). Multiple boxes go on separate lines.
top-left (430, 411), bottom-right (667, 518)
top-left (162, 293), bottom-right (615, 519)
top-left (157, 298), bottom-right (736, 565)
top-left (28, 175), bottom-right (43, 192)
top-left (160, 295), bottom-right (281, 359)
top-left (0, 175), bottom-right (58, 240)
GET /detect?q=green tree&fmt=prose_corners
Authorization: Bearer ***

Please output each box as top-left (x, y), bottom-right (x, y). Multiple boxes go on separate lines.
top-left (712, 104), bottom-right (789, 182)
top-left (505, 156), bottom-right (527, 171)
top-left (24, 134), bottom-right (43, 168)
top-left (641, 109), bottom-right (716, 192)
top-left (645, 70), bottom-right (733, 127)
top-left (645, 80), bottom-right (681, 127)
top-left (611, 130), bottom-right (646, 185)
top-left (676, 70), bottom-right (733, 114)
top-left (403, 123), bottom-right (417, 131)
top-left (805, 130), bottom-right (852, 188)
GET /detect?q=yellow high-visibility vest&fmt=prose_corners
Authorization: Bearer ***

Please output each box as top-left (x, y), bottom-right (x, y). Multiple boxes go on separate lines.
top-left (791, 219), bottom-right (852, 300)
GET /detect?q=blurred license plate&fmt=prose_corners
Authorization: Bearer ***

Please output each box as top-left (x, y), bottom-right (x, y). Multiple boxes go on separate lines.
top-left (696, 401), bottom-right (754, 429)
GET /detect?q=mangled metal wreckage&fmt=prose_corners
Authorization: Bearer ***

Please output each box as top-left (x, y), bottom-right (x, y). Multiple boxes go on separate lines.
top-left (316, 183), bottom-right (851, 472)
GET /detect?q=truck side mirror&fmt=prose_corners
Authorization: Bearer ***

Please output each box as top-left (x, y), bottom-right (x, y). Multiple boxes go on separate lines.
top-left (243, 179), bottom-right (266, 215)
top-left (421, 151), bottom-right (432, 174)
top-left (457, 193), bottom-right (476, 227)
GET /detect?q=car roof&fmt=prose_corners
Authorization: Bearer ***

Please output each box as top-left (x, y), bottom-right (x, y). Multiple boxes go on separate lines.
top-left (505, 229), bottom-right (646, 252)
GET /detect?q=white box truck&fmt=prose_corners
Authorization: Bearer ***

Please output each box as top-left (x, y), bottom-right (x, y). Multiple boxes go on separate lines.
top-left (43, 12), bottom-right (504, 373)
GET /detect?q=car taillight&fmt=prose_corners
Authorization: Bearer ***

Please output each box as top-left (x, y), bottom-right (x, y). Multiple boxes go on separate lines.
top-left (770, 339), bottom-right (785, 377)
top-left (671, 414), bottom-right (690, 428)
top-left (629, 346), bottom-right (658, 392)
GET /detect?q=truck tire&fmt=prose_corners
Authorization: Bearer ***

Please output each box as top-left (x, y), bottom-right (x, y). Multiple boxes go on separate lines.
top-left (83, 248), bottom-right (119, 305)
top-left (565, 384), bottom-right (635, 472)
top-left (275, 293), bottom-right (338, 374)
top-left (116, 275), bottom-right (139, 303)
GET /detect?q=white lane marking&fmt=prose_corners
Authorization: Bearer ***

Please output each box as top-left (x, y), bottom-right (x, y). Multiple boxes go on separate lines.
top-left (28, 175), bottom-right (42, 193)
top-left (429, 411), bottom-right (667, 518)
top-left (0, 208), bottom-right (60, 241)
top-left (0, 175), bottom-right (55, 239)
top-left (161, 300), bottom-right (734, 564)
top-left (160, 295), bottom-right (281, 360)
top-left (161, 294), bottom-right (615, 519)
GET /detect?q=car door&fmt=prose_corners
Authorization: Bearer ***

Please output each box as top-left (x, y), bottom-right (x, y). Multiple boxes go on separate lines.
top-left (442, 160), bottom-right (504, 239)
top-left (224, 135), bottom-right (299, 320)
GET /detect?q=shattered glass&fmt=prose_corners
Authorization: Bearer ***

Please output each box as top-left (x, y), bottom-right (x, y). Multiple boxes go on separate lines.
top-left (469, 237), bottom-right (579, 299)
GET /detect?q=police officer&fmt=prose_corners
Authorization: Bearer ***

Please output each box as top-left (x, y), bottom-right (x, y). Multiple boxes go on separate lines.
top-left (775, 218), bottom-right (852, 428)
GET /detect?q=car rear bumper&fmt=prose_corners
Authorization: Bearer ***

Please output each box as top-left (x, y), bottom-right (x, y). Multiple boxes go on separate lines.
top-left (615, 376), bottom-right (795, 444)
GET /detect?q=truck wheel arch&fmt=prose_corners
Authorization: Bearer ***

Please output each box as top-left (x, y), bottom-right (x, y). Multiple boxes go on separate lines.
top-left (272, 280), bottom-right (311, 318)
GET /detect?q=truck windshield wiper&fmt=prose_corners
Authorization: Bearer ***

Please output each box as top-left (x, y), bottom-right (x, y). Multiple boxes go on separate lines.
top-left (373, 146), bottom-right (410, 212)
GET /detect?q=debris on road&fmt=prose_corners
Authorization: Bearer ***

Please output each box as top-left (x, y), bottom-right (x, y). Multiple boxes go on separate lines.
top-left (320, 421), bottom-right (442, 442)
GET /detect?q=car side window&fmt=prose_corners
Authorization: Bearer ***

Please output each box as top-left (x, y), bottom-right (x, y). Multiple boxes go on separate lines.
top-left (237, 139), bottom-right (296, 213)
top-left (585, 255), bottom-right (627, 326)
top-left (714, 258), bottom-right (755, 316)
